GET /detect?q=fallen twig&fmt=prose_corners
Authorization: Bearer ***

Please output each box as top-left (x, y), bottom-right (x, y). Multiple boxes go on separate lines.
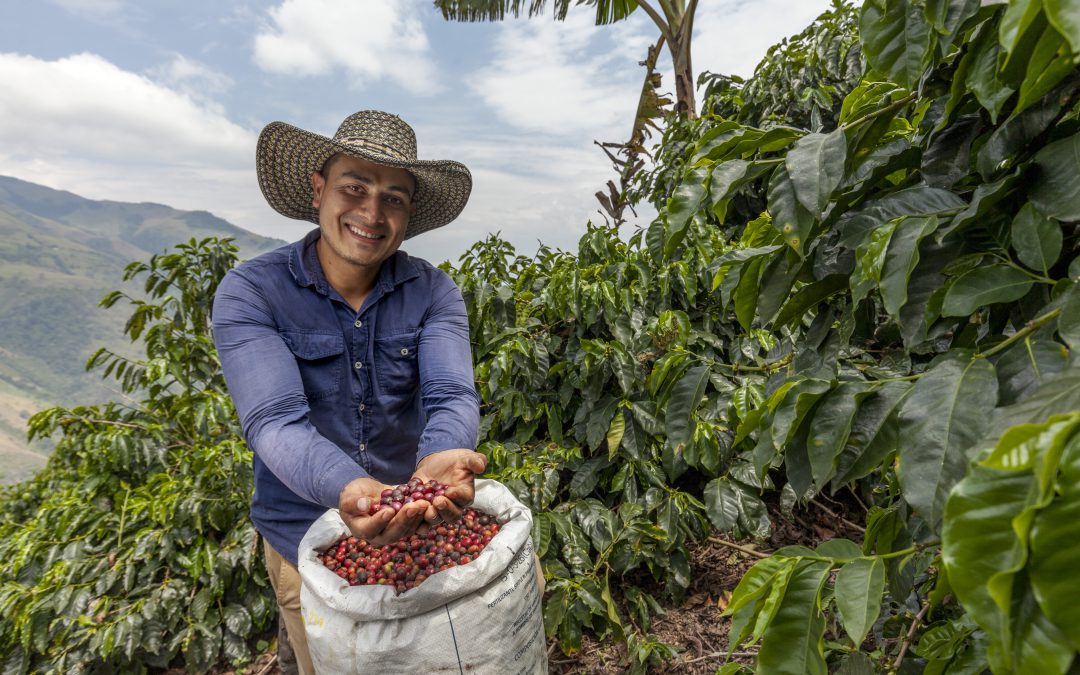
top-left (708, 536), bottom-right (771, 559)
top-left (253, 654), bottom-right (278, 675)
top-left (681, 650), bottom-right (759, 664)
top-left (811, 497), bottom-right (866, 534)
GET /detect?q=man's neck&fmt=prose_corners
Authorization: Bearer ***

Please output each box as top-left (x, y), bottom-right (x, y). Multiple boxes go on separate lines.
top-left (315, 239), bottom-right (381, 312)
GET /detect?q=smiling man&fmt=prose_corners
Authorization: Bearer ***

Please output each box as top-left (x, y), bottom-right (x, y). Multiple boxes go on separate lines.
top-left (211, 111), bottom-right (484, 675)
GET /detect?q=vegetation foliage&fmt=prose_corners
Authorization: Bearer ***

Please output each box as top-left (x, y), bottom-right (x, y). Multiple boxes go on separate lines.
top-left (445, 0), bottom-right (1080, 671)
top-left (0, 240), bottom-right (272, 673)
top-left (2, 0), bottom-right (1080, 672)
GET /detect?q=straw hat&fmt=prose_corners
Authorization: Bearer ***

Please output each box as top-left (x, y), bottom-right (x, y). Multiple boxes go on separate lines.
top-left (256, 110), bottom-right (472, 239)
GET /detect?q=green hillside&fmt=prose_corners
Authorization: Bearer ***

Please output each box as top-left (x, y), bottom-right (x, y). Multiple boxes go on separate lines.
top-left (0, 175), bottom-right (284, 481)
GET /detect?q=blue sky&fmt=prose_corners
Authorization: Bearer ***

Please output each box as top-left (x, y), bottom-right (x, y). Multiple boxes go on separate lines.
top-left (0, 0), bottom-right (834, 264)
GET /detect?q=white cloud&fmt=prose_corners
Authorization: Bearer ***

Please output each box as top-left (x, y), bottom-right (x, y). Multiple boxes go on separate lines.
top-left (253, 0), bottom-right (439, 95)
top-left (0, 52), bottom-right (252, 168)
top-left (692, 0), bottom-right (835, 80)
top-left (0, 52), bottom-right (287, 239)
top-left (467, 11), bottom-right (649, 138)
top-left (149, 54), bottom-right (233, 102)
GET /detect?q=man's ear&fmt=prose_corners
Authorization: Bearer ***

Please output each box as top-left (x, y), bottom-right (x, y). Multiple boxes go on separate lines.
top-left (311, 171), bottom-right (326, 209)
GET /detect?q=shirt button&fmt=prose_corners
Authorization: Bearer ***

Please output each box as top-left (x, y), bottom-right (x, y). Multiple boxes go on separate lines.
top-left (359, 443), bottom-right (366, 452)
top-left (354, 319), bottom-right (362, 328)
top-left (358, 403), bottom-right (365, 412)
top-left (354, 361), bottom-right (363, 369)
top-left (400, 347), bottom-right (409, 356)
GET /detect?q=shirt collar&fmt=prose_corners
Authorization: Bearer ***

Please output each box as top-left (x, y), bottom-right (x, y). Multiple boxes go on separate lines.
top-left (287, 228), bottom-right (421, 297)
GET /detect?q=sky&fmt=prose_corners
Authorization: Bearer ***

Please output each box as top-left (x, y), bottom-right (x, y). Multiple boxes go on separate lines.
top-left (0, 0), bottom-right (835, 265)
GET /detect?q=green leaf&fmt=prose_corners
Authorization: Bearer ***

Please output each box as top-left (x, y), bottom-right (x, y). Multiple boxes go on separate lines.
top-left (984, 369), bottom-right (1080, 443)
top-left (1014, 24), bottom-right (1073, 116)
top-left (767, 164), bottom-right (815, 254)
top-left (834, 557), bottom-right (885, 646)
top-left (785, 129), bottom-right (847, 215)
top-left (859, 0), bottom-right (935, 89)
top-left (756, 560), bottom-right (831, 675)
top-left (606, 408), bottom-right (625, 460)
top-left (943, 463), bottom-right (1037, 649)
top-left (880, 215), bottom-right (940, 316)
top-left (709, 159), bottom-right (752, 223)
top-left (772, 275), bottom-right (847, 329)
top-left (1059, 287), bottom-right (1080, 350)
top-left (1045, 0), bottom-right (1080, 52)
top-left (850, 218), bottom-right (900, 306)
top-left (223, 605), bottom-right (252, 636)
top-left (704, 478), bottom-right (741, 533)
top-left (1029, 434), bottom-right (1080, 650)
top-left (942, 264), bottom-right (1034, 316)
top-left (1030, 132), bottom-right (1080, 222)
top-left (832, 381), bottom-right (911, 488)
top-left (965, 20), bottom-right (1014, 122)
top-left (664, 167), bottom-right (709, 258)
top-left (813, 538), bottom-right (863, 562)
top-left (733, 257), bottom-right (764, 331)
top-left (995, 338), bottom-right (1071, 405)
top-left (771, 379), bottom-right (833, 449)
top-left (898, 351), bottom-right (998, 528)
top-left (665, 365), bottom-right (710, 449)
top-left (806, 382), bottom-right (875, 490)
top-left (976, 94), bottom-right (1062, 180)
top-left (999, 0), bottom-right (1050, 87)
top-left (1011, 202), bottom-right (1062, 275)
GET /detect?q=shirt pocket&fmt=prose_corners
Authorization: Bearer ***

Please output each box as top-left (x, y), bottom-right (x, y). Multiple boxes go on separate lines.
top-left (375, 331), bottom-right (420, 396)
top-left (280, 330), bottom-right (345, 401)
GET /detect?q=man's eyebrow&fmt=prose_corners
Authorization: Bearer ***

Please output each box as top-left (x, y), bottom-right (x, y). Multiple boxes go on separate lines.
top-left (338, 170), bottom-right (413, 198)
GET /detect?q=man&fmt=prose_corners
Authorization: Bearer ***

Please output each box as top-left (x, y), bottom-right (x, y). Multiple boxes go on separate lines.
top-left (212, 110), bottom-right (485, 675)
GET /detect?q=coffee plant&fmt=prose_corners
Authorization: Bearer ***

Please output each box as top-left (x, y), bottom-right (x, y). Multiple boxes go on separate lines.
top-left (442, 0), bottom-right (1080, 672)
top-left (0, 239), bottom-right (272, 673)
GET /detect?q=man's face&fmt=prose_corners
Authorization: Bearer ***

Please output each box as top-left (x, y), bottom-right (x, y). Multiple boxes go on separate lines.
top-left (310, 153), bottom-right (416, 272)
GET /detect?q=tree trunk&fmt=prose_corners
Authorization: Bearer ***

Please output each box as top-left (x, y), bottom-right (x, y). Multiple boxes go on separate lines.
top-left (672, 41), bottom-right (696, 118)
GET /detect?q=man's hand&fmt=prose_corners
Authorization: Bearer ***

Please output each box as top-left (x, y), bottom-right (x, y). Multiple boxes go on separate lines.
top-left (338, 477), bottom-right (426, 545)
top-left (415, 449), bottom-right (487, 524)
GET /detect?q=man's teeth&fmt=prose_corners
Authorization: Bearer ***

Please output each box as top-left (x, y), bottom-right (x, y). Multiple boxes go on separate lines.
top-left (347, 224), bottom-right (382, 240)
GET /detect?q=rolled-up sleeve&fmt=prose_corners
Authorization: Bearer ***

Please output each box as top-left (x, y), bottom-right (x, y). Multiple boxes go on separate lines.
top-left (415, 274), bottom-right (480, 466)
top-left (212, 267), bottom-right (366, 506)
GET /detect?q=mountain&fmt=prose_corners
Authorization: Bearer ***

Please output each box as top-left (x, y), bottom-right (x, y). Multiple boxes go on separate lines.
top-left (0, 175), bottom-right (286, 483)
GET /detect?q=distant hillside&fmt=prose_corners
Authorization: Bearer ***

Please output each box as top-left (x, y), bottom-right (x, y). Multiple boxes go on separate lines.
top-left (0, 175), bottom-right (285, 482)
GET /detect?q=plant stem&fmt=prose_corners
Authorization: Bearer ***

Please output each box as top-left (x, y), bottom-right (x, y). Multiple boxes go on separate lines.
top-left (842, 93), bottom-right (918, 132)
top-left (892, 601), bottom-right (931, 672)
top-left (975, 308), bottom-right (1061, 360)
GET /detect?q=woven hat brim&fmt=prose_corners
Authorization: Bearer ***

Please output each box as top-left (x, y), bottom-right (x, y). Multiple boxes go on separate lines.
top-left (256, 121), bottom-right (472, 239)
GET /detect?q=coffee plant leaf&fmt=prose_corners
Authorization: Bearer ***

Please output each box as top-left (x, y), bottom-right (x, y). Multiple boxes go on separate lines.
top-left (805, 382), bottom-right (876, 491)
top-left (1045, 0), bottom-right (1080, 52)
top-left (998, 0), bottom-right (1049, 87)
top-left (880, 215), bottom-right (940, 316)
top-left (859, 0), bottom-right (935, 89)
top-left (766, 163), bottom-right (815, 254)
top-left (898, 351), bottom-right (998, 529)
top-left (785, 129), bottom-right (848, 215)
top-left (834, 557), bottom-right (885, 647)
top-left (755, 559), bottom-right (831, 675)
top-left (1011, 202), bottom-right (1062, 274)
top-left (1029, 434), bottom-right (1080, 650)
top-left (941, 264), bottom-right (1035, 316)
top-left (1030, 132), bottom-right (1080, 222)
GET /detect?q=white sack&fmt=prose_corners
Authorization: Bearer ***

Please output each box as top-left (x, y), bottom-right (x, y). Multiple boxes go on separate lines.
top-left (298, 478), bottom-right (547, 674)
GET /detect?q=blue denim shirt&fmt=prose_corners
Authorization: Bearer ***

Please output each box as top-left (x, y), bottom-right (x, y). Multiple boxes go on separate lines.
top-left (212, 229), bottom-right (480, 564)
